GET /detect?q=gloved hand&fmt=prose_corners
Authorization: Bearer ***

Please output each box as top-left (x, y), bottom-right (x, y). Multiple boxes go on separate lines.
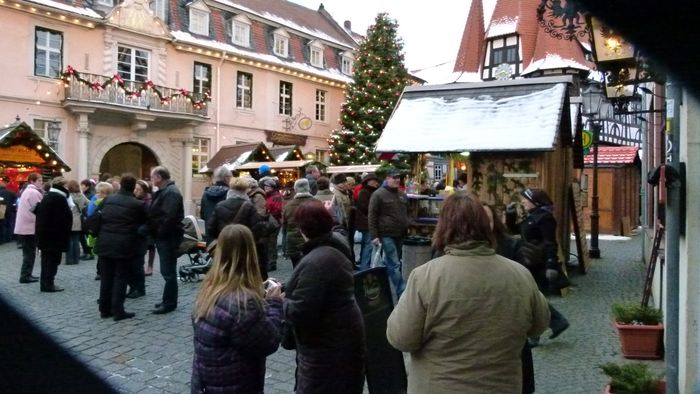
top-left (546, 269), bottom-right (559, 281)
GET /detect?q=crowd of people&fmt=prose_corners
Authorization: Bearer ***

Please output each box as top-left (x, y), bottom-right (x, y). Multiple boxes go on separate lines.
top-left (2, 163), bottom-right (571, 393)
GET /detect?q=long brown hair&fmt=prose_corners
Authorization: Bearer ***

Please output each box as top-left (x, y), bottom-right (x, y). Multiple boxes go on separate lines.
top-left (432, 192), bottom-right (494, 253)
top-left (193, 224), bottom-right (263, 322)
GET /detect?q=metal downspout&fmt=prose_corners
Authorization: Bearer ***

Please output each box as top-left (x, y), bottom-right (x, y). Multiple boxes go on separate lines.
top-left (216, 52), bottom-right (226, 153)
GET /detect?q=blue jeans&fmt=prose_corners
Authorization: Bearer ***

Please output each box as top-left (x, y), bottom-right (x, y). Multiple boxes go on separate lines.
top-left (358, 231), bottom-right (373, 271)
top-left (156, 237), bottom-right (179, 309)
top-left (66, 232), bottom-right (81, 264)
top-left (381, 236), bottom-right (405, 298)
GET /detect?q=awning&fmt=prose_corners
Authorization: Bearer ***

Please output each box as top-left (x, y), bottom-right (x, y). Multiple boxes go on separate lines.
top-left (375, 76), bottom-right (572, 153)
top-left (236, 160), bottom-right (310, 170)
top-left (326, 164), bottom-right (380, 174)
top-left (0, 121), bottom-right (71, 172)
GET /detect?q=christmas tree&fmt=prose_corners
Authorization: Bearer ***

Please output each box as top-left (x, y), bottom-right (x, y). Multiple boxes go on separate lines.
top-left (328, 13), bottom-right (412, 165)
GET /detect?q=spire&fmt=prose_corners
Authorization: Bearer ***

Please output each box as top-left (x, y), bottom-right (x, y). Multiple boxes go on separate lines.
top-left (453, 0), bottom-right (485, 73)
top-left (522, 22), bottom-right (593, 75)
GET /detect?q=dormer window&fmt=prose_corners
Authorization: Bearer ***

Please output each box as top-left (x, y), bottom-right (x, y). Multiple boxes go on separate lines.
top-left (232, 14), bottom-right (251, 47)
top-left (484, 35), bottom-right (520, 80)
top-left (97, 0), bottom-right (113, 6)
top-left (309, 40), bottom-right (324, 68)
top-left (273, 29), bottom-right (289, 58)
top-left (341, 51), bottom-right (354, 75)
top-left (150, 0), bottom-right (167, 21)
top-left (188, 2), bottom-right (210, 36)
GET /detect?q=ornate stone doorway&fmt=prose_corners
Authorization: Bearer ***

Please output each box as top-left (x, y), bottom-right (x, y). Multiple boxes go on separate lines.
top-left (99, 142), bottom-right (158, 180)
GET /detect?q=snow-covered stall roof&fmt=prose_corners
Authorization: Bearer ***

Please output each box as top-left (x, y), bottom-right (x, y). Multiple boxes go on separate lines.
top-left (375, 76), bottom-right (572, 153)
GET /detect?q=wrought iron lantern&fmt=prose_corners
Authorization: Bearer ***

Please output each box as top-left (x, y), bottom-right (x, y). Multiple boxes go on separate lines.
top-left (47, 121), bottom-right (61, 151)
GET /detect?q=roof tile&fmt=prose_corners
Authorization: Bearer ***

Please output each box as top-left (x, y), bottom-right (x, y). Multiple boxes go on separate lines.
top-left (583, 146), bottom-right (639, 165)
top-left (454, 0), bottom-right (485, 73)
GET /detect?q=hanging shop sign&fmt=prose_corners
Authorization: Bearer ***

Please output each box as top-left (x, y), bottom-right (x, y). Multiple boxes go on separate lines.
top-left (0, 145), bottom-right (45, 164)
top-left (265, 130), bottom-right (307, 146)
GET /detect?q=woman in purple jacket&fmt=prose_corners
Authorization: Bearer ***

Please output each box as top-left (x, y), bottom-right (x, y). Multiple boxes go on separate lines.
top-left (191, 224), bottom-right (283, 393)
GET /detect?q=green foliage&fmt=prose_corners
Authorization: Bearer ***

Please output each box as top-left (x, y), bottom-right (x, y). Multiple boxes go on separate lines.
top-left (599, 362), bottom-right (663, 394)
top-left (328, 13), bottom-right (412, 165)
top-left (612, 303), bottom-right (663, 325)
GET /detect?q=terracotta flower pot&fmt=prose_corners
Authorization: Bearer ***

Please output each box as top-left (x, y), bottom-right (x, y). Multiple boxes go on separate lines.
top-left (604, 380), bottom-right (666, 393)
top-left (614, 321), bottom-right (664, 360)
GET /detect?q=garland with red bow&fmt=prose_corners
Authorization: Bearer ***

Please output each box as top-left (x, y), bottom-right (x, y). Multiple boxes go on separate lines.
top-left (61, 66), bottom-right (211, 109)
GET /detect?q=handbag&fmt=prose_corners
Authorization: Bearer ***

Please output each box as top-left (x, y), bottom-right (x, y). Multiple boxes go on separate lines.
top-left (370, 244), bottom-right (384, 268)
top-left (280, 320), bottom-right (296, 350)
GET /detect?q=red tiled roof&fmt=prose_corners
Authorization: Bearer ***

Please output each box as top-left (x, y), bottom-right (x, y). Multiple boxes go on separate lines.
top-left (584, 146), bottom-right (639, 165)
top-left (211, 9), bottom-right (227, 43)
top-left (524, 18), bottom-right (592, 74)
top-left (454, 0), bottom-right (484, 73)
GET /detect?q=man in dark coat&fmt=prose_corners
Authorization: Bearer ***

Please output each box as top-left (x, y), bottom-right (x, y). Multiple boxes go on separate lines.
top-left (304, 165), bottom-right (320, 196)
top-left (199, 166), bottom-right (231, 243)
top-left (148, 166), bottom-right (184, 315)
top-left (355, 173), bottom-right (379, 270)
top-left (0, 181), bottom-right (17, 244)
top-left (35, 177), bottom-right (73, 292)
top-left (96, 175), bottom-right (147, 321)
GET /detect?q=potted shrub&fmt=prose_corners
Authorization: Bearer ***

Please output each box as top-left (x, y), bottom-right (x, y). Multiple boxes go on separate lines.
top-left (612, 302), bottom-right (664, 359)
top-left (599, 362), bottom-right (665, 394)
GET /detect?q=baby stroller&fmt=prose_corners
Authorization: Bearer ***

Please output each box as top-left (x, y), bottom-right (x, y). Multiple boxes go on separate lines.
top-left (177, 215), bottom-right (213, 282)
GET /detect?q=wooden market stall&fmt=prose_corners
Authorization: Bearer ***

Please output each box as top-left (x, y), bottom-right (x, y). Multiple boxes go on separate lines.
top-left (0, 121), bottom-right (71, 193)
top-left (583, 146), bottom-right (641, 235)
top-left (201, 142), bottom-right (272, 174)
top-left (375, 76), bottom-right (581, 262)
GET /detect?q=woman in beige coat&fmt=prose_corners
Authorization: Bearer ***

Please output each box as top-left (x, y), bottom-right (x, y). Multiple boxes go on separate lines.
top-left (386, 192), bottom-right (550, 394)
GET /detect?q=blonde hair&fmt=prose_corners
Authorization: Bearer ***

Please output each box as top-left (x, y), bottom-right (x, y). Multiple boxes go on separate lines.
top-left (95, 181), bottom-right (114, 196)
top-left (229, 177), bottom-right (250, 193)
top-left (193, 224), bottom-right (263, 322)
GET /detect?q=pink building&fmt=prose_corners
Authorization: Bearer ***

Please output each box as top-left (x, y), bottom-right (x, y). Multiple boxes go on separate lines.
top-left (0, 0), bottom-right (358, 212)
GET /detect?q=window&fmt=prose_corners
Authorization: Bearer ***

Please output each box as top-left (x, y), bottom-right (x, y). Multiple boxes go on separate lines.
top-left (232, 17), bottom-right (250, 46)
top-left (491, 45), bottom-right (518, 66)
top-left (341, 54), bottom-right (353, 75)
top-left (117, 46), bottom-right (149, 82)
top-left (192, 137), bottom-right (209, 175)
top-left (150, 0), bottom-right (166, 21)
top-left (279, 81), bottom-right (293, 115)
top-left (273, 30), bottom-right (289, 57)
top-left (189, 8), bottom-right (209, 35)
top-left (315, 149), bottom-right (329, 163)
top-left (236, 72), bottom-right (253, 109)
top-left (33, 119), bottom-right (61, 152)
top-left (315, 89), bottom-right (326, 122)
top-left (97, 0), bottom-right (113, 5)
top-left (193, 62), bottom-right (211, 95)
top-left (34, 27), bottom-right (62, 78)
top-left (309, 40), bottom-right (324, 68)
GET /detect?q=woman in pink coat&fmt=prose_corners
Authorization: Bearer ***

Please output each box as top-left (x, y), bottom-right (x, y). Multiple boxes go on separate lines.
top-left (14, 173), bottom-right (44, 284)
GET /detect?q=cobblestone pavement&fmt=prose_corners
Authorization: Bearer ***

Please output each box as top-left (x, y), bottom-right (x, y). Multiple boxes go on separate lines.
top-left (0, 233), bottom-right (662, 393)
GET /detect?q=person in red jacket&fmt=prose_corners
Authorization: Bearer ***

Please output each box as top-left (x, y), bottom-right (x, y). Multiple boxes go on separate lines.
top-left (260, 177), bottom-right (283, 271)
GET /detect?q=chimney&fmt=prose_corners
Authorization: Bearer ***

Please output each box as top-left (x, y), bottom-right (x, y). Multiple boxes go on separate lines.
top-left (344, 20), bottom-right (352, 31)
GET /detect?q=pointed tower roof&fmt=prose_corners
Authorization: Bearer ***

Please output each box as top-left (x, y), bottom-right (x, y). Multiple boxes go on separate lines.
top-left (521, 25), bottom-right (593, 75)
top-left (454, 0), bottom-right (485, 73)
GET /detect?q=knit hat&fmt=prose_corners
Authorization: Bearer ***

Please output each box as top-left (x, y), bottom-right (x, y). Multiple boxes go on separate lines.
top-left (521, 188), bottom-right (553, 207)
top-left (259, 164), bottom-right (271, 176)
top-left (385, 169), bottom-right (402, 178)
top-left (294, 178), bottom-right (310, 194)
top-left (331, 173), bottom-right (347, 185)
top-left (259, 177), bottom-right (277, 189)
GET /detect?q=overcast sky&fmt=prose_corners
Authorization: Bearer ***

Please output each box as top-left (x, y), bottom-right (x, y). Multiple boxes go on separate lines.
top-left (288, 0), bottom-right (494, 73)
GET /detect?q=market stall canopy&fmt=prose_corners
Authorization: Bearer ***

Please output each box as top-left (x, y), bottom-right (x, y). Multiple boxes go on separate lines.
top-left (237, 160), bottom-right (310, 170)
top-left (201, 142), bottom-right (271, 173)
top-left (268, 145), bottom-right (305, 162)
top-left (375, 76), bottom-right (573, 153)
top-left (326, 164), bottom-right (380, 174)
top-left (584, 146), bottom-right (640, 167)
top-left (0, 121), bottom-right (71, 172)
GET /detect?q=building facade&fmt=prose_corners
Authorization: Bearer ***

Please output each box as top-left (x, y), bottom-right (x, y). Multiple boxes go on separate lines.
top-left (0, 0), bottom-right (357, 212)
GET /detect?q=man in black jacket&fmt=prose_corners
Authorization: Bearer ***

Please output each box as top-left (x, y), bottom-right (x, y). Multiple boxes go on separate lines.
top-left (148, 166), bottom-right (184, 314)
top-left (96, 175), bottom-right (147, 321)
top-left (35, 177), bottom-right (72, 292)
top-left (199, 166), bottom-right (231, 243)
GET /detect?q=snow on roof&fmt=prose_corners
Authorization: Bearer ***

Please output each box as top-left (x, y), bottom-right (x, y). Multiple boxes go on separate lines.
top-left (28, 0), bottom-right (102, 18)
top-left (375, 83), bottom-right (566, 153)
top-left (521, 53), bottom-right (591, 75)
top-left (275, 152), bottom-right (290, 162)
top-left (171, 31), bottom-right (352, 83)
top-left (486, 16), bottom-right (518, 38)
top-left (210, 0), bottom-right (354, 49)
top-left (412, 61), bottom-right (483, 85)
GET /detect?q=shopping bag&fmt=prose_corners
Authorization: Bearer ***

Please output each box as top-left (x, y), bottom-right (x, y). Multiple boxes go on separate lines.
top-left (371, 245), bottom-right (384, 268)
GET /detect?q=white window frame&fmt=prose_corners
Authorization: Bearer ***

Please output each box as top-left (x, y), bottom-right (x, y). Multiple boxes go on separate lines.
top-left (232, 15), bottom-right (251, 47)
top-left (341, 51), bottom-right (354, 75)
top-left (97, 0), bottom-right (113, 6)
top-left (193, 62), bottom-right (211, 95)
top-left (33, 119), bottom-right (62, 153)
top-left (150, 0), bottom-right (166, 21)
top-left (34, 27), bottom-right (62, 78)
top-left (117, 45), bottom-right (150, 82)
top-left (192, 137), bottom-right (210, 175)
top-left (315, 89), bottom-right (326, 122)
top-left (236, 71), bottom-right (253, 109)
top-left (273, 29), bottom-right (289, 58)
top-left (189, 4), bottom-right (210, 36)
top-left (309, 40), bottom-right (324, 68)
top-left (279, 81), bottom-right (293, 116)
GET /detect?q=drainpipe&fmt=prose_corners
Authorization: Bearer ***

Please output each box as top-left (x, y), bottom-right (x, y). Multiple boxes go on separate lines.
top-left (216, 51), bottom-right (226, 153)
top-left (664, 79), bottom-right (681, 394)
top-left (640, 92), bottom-right (648, 260)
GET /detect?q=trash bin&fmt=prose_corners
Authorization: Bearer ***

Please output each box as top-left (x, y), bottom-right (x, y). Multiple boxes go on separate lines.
top-left (402, 236), bottom-right (432, 281)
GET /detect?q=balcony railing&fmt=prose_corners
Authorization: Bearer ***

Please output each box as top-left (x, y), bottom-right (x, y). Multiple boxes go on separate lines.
top-left (62, 72), bottom-right (208, 117)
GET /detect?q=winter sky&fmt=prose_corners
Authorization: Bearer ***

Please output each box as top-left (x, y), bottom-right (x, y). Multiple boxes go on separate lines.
top-left (288, 0), bottom-right (497, 73)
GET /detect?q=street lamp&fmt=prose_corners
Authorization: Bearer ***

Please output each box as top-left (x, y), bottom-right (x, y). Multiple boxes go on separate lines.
top-left (47, 121), bottom-right (61, 151)
top-left (582, 83), bottom-right (604, 258)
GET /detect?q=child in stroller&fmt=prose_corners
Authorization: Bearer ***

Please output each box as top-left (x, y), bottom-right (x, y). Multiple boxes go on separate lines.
top-left (177, 215), bottom-right (213, 282)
